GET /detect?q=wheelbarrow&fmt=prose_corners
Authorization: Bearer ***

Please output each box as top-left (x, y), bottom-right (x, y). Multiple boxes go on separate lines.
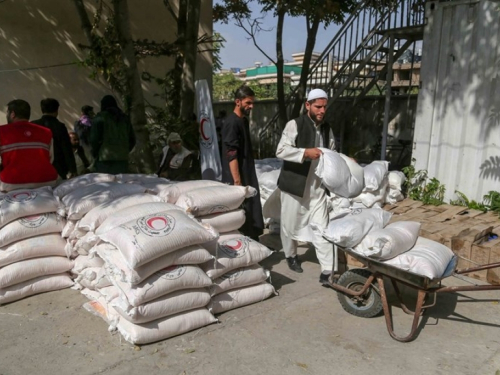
top-left (328, 245), bottom-right (500, 342)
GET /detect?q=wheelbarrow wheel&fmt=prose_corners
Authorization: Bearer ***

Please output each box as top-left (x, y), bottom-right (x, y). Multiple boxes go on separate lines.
top-left (336, 269), bottom-right (383, 318)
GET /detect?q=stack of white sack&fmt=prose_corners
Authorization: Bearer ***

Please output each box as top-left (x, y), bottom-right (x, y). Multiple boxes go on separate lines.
top-left (0, 187), bottom-right (73, 304)
top-left (202, 231), bottom-right (276, 315)
top-left (69, 194), bottom-right (165, 256)
top-left (175, 184), bottom-right (255, 236)
top-left (383, 236), bottom-right (455, 279)
top-left (385, 171), bottom-right (406, 204)
top-left (352, 161), bottom-right (389, 208)
top-left (80, 207), bottom-right (219, 344)
top-left (59, 179), bottom-right (148, 257)
top-left (255, 159), bottom-right (283, 233)
top-left (71, 201), bottom-right (183, 290)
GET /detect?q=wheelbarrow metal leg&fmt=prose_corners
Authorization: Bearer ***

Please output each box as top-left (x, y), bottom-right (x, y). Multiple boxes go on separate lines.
top-left (377, 276), bottom-right (427, 342)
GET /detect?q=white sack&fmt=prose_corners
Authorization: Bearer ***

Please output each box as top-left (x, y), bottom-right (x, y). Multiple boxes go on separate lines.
top-left (328, 194), bottom-right (352, 220)
top-left (198, 209), bottom-right (246, 233)
top-left (96, 202), bottom-right (181, 236)
top-left (62, 219), bottom-right (79, 238)
top-left (384, 187), bottom-right (405, 205)
top-left (315, 149), bottom-right (364, 198)
top-left (113, 288), bottom-right (211, 324)
top-left (388, 170), bottom-right (406, 191)
top-left (53, 173), bottom-right (116, 199)
top-left (140, 181), bottom-right (175, 194)
top-left (94, 243), bottom-right (213, 285)
top-left (258, 169), bottom-right (281, 193)
top-left (383, 236), bottom-right (454, 279)
top-left (157, 180), bottom-right (225, 203)
top-left (209, 265), bottom-right (270, 296)
top-left (262, 188), bottom-right (281, 220)
top-left (175, 185), bottom-right (257, 217)
top-left (62, 182), bottom-right (147, 220)
top-left (208, 282), bottom-right (276, 314)
top-left (0, 273), bottom-right (73, 305)
top-left (354, 221), bottom-right (421, 259)
top-left (201, 235), bottom-right (273, 279)
top-left (78, 193), bottom-right (163, 232)
top-left (98, 285), bottom-right (121, 302)
top-left (99, 210), bottom-right (217, 269)
top-left (353, 178), bottom-right (388, 208)
top-left (0, 256), bottom-right (73, 288)
top-left (0, 213), bottom-right (65, 248)
top-left (363, 161), bottom-right (389, 192)
top-left (115, 308), bottom-right (217, 345)
top-left (72, 255), bottom-right (105, 274)
top-left (311, 208), bottom-right (392, 248)
top-left (0, 234), bottom-right (66, 267)
top-left (75, 267), bottom-right (111, 290)
top-left (0, 187), bottom-right (60, 228)
top-left (110, 265), bottom-right (213, 307)
top-left (115, 174), bottom-right (166, 184)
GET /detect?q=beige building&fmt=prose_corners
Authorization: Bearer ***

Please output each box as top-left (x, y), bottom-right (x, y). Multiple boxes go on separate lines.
top-left (0, 0), bottom-right (213, 127)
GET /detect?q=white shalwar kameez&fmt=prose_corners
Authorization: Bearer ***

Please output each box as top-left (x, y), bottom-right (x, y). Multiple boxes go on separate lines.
top-left (276, 117), bottom-right (335, 272)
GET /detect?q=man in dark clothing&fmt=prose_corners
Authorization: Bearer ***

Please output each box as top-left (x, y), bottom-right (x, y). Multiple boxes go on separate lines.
top-left (90, 95), bottom-right (136, 174)
top-left (215, 109), bottom-right (226, 158)
top-left (221, 85), bottom-right (264, 241)
top-left (157, 132), bottom-right (193, 181)
top-left (32, 98), bottom-right (77, 179)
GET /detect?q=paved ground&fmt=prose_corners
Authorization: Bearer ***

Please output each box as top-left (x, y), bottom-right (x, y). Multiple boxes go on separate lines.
top-left (1, 233), bottom-right (500, 375)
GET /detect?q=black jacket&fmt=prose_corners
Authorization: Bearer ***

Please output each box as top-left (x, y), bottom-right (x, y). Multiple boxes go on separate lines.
top-left (32, 115), bottom-right (77, 179)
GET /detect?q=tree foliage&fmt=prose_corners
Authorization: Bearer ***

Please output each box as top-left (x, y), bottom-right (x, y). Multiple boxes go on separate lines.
top-left (213, 0), bottom-right (358, 127)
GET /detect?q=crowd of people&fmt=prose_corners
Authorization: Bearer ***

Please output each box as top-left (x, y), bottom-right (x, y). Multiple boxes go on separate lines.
top-left (3, 85), bottom-right (336, 286)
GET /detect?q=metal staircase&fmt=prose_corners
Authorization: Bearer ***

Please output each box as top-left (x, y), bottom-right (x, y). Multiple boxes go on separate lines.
top-left (258, 0), bottom-right (425, 158)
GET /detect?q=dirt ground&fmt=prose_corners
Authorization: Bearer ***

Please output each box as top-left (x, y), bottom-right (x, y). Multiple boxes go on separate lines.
top-left (1, 234), bottom-right (500, 375)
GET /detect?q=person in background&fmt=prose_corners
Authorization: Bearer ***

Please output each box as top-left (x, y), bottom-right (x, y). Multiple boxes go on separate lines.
top-left (69, 132), bottom-right (90, 175)
top-left (32, 98), bottom-right (77, 180)
top-left (157, 132), bottom-right (193, 181)
top-left (221, 85), bottom-right (264, 241)
top-left (0, 99), bottom-right (58, 191)
top-left (74, 104), bottom-right (94, 159)
top-left (276, 88), bottom-right (335, 285)
top-left (90, 95), bottom-right (136, 174)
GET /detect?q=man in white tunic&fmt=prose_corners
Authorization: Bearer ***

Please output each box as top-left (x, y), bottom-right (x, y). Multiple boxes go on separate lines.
top-left (276, 89), bottom-right (335, 286)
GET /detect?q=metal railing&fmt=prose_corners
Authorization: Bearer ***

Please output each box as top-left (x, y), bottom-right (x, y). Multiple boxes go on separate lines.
top-left (258, 0), bottom-right (425, 158)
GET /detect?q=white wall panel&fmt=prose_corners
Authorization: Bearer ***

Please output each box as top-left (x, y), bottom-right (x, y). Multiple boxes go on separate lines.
top-left (414, 0), bottom-right (500, 201)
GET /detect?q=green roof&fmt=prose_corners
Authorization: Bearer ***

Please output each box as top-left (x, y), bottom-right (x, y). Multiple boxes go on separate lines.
top-left (246, 65), bottom-right (302, 77)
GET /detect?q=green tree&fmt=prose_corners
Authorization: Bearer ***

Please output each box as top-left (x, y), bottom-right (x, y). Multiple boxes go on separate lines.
top-left (214, 0), bottom-right (357, 127)
top-left (213, 73), bottom-right (245, 101)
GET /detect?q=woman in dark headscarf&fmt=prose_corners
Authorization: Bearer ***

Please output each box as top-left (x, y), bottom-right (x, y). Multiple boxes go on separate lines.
top-left (90, 95), bottom-right (136, 174)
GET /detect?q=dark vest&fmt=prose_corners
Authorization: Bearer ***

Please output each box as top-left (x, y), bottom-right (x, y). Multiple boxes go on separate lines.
top-left (278, 114), bottom-right (330, 198)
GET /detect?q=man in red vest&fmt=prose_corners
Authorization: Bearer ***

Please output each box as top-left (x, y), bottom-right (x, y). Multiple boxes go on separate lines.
top-left (0, 99), bottom-right (58, 191)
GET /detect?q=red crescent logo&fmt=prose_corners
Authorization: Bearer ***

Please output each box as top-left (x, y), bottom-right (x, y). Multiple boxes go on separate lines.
top-left (200, 118), bottom-right (209, 140)
top-left (25, 215), bottom-right (41, 221)
top-left (13, 193), bottom-right (29, 200)
top-left (147, 216), bottom-right (167, 230)
top-left (226, 239), bottom-right (243, 251)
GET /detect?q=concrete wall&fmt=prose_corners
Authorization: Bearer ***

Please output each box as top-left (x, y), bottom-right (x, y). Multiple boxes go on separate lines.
top-left (413, 0), bottom-right (500, 202)
top-left (214, 95), bottom-right (417, 166)
top-left (0, 0), bottom-right (212, 127)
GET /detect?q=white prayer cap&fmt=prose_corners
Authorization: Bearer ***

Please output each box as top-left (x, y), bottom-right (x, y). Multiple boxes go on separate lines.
top-left (307, 88), bottom-right (328, 101)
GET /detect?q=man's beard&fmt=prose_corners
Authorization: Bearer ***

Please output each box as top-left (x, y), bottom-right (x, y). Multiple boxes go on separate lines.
top-left (241, 107), bottom-right (251, 117)
top-left (310, 112), bottom-right (323, 124)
